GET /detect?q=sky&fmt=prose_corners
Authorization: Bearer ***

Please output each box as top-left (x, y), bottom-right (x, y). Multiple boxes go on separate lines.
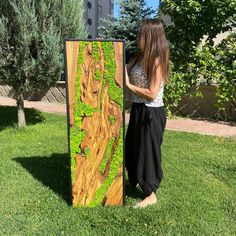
top-left (114, 0), bottom-right (160, 18)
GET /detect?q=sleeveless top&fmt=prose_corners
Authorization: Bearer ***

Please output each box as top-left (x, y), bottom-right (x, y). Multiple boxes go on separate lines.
top-left (129, 62), bottom-right (165, 107)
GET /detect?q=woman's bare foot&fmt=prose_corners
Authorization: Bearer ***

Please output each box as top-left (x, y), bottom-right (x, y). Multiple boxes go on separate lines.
top-left (134, 192), bottom-right (157, 208)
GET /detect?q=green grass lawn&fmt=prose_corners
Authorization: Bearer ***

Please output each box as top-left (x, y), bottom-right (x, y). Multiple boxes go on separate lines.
top-left (0, 105), bottom-right (236, 235)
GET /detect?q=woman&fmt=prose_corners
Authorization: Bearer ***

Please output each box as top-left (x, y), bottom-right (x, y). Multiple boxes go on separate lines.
top-left (125, 18), bottom-right (169, 208)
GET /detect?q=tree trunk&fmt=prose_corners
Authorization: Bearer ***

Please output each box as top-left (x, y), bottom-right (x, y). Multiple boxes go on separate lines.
top-left (16, 91), bottom-right (26, 127)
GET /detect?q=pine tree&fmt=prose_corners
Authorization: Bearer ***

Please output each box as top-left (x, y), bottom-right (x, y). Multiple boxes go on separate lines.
top-left (98, 0), bottom-right (157, 63)
top-left (0, 0), bottom-right (87, 127)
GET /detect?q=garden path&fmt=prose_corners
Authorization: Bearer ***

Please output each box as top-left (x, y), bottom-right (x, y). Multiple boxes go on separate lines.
top-left (1, 96), bottom-right (236, 138)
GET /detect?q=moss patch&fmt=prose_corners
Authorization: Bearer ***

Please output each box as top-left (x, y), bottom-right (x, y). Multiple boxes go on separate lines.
top-left (101, 42), bottom-right (123, 109)
top-left (109, 115), bottom-right (116, 125)
top-left (92, 41), bottom-right (100, 63)
top-left (94, 69), bottom-right (101, 81)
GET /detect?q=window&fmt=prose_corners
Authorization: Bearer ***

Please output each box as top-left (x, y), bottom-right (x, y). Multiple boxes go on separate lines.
top-left (87, 2), bottom-right (92, 9)
top-left (88, 18), bottom-right (92, 25)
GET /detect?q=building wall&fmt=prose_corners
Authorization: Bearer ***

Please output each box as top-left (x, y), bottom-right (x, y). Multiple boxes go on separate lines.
top-left (84, 0), bottom-right (114, 39)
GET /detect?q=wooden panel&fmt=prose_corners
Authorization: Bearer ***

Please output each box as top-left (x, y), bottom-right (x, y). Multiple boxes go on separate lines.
top-left (66, 41), bottom-right (79, 125)
top-left (65, 40), bottom-right (124, 207)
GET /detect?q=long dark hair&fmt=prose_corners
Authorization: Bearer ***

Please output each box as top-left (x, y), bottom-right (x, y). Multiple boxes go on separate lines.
top-left (128, 18), bottom-right (170, 84)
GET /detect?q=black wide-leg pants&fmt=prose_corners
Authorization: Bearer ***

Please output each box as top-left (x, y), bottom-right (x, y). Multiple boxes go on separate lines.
top-left (125, 102), bottom-right (167, 198)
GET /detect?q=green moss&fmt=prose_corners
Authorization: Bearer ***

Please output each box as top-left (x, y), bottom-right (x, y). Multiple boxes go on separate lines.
top-left (94, 69), bottom-right (101, 81)
top-left (101, 41), bottom-right (123, 109)
top-left (109, 115), bottom-right (116, 125)
top-left (92, 41), bottom-right (100, 63)
top-left (99, 136), bottom-right (115, 174)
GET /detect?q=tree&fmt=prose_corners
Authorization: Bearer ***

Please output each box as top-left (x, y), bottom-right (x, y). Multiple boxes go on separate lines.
top-left (194, 31), bottom-right (236, 119)
top-left (159, 0), bottom-right (236, 67)
top-left (215, 32), bottom-right (236, 112)
top-left (158, 0), bottom-right (236, 117)
top-left (98, 0), bottom-right (157, 63)
top-left (0, 0), bottom-right (87, 127)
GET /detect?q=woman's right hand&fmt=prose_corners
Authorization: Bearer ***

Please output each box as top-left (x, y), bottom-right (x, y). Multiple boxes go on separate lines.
top-left (125, 65), bottom-right (131, 88)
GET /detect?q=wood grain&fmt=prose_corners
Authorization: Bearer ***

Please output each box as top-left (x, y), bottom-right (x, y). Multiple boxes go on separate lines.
top-left (66, 41), bottom-right (79, 125)
top-left (65, 40), bottom-right (124, 207)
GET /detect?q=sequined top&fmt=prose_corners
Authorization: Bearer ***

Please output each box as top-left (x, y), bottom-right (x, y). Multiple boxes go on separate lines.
top-left (129, 62), bottom-right (165, 107)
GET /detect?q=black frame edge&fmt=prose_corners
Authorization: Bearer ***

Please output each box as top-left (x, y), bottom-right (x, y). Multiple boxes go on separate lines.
top-left (123, 40), bottom-right (126, 207)
top-left (64, 38), bottom-right (126, 207)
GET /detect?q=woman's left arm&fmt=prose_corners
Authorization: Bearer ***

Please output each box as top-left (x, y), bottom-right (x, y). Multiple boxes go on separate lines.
top-left (125, 59), bottom-right (162, 101)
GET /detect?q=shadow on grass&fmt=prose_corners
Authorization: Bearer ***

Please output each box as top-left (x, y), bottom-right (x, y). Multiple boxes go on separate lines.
top-left (13, 152), bottom-right (144, 207)
top-left (0, 105), bottom-right (45, 131)
top-left (13, 153), bottom-right (71, 206)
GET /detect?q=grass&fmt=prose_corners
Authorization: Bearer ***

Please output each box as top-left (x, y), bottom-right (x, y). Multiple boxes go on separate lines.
top-left (0, 105), bottom-right (236, 235)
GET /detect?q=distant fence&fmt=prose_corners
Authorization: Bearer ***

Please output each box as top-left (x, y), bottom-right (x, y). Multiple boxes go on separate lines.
top-left (0, 81), bottom-right (66, 103)
top-left (0, 81), bottom-right (235, 120)
top-left (171, 85), bottom-right (236, 120)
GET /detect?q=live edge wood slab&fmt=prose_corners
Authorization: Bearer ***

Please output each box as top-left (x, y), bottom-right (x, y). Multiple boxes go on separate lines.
top-left (64, 39), bottom-right (125, 207)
